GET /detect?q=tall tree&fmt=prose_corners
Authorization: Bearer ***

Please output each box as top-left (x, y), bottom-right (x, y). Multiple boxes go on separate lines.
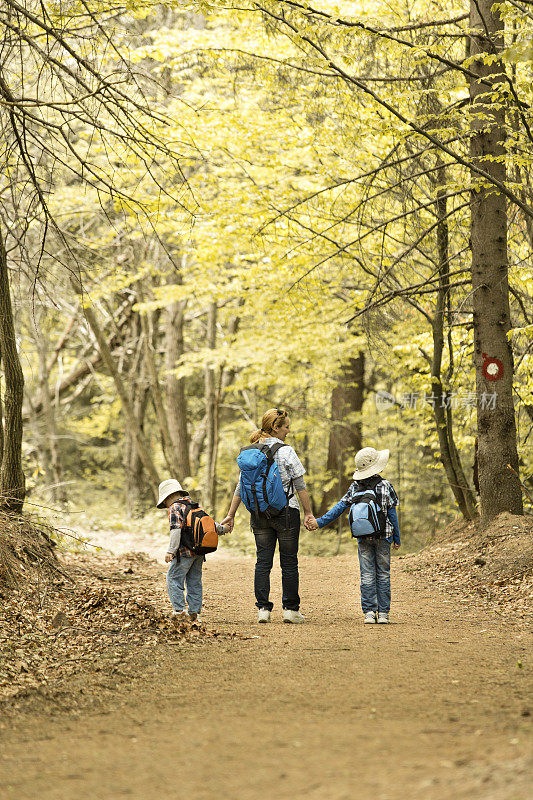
top-left (320, 352), bottom-right (365, 513)
top-left (0, 0), bottom-right (189, 512)
top-left (205, 302), bottom-right (218, 511)
top-left (227, 0), bottom-right (531, 523)
top-left (165, 272), bottom-right (191, 478)
top-left (469, 0), bottom-right (523, 521)
top-left (0, 229), bottom-right (25, 512)
top-left (71, 285), bottom-right (161, 499)
top-left (31, 310), bottom-right (67, 505)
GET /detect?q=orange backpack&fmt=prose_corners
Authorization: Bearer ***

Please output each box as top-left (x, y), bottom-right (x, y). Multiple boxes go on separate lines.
top-left (179, 501), bottom-right (218, 555)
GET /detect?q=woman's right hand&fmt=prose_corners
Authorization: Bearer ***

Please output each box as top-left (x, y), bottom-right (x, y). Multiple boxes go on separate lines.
top-left (304, 515), bottom-right (319, 531)
top-left (221, 515), bottom-right (235, 532)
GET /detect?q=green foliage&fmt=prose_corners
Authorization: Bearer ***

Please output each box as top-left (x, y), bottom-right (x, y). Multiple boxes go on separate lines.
top-left (11, 0), bottom-right (533, 548)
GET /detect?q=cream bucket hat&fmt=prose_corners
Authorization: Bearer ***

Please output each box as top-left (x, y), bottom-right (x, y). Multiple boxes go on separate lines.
top-left (156, 479), bottom-right (186, 508)
top-left (352, 447), bottom-right (390, 480)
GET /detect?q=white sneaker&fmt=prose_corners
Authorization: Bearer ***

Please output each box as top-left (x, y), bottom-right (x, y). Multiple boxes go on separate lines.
top-left (283, 609), bottom-right (305, 624)
top-left (172, 610), bottom-right (190, 622)
top-left (377, 612), bottom-right (389, 624)
top-left (257, 608), bottom-right (271, 623)
top-left (189, 612), bottom-right (202, 623)
top-left (364, 611), bottom-right (377, 624)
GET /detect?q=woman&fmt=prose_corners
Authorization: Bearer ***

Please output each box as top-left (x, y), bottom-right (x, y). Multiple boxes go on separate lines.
top-left (222, 409), bottom-right (314, 623)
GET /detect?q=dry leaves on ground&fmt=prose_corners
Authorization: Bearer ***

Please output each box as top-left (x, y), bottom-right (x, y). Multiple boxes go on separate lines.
top-left (0, 550), bottom-right (232, 712)
top-left (404, 512), bottom-right (533, 619)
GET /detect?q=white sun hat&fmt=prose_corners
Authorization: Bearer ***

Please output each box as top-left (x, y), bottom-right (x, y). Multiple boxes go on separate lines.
top-left (156, 479), bottom-right (186, 508)
top-left (352, 447), bottom-right (390, 480)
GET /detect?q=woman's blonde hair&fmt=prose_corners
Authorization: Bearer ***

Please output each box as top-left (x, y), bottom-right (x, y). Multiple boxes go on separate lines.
top-left (250, 408), bottom-right (289, 443)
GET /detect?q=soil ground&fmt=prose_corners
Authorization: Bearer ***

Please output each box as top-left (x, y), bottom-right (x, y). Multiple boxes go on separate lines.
top-left (0, 538), bottom-right (531, 800)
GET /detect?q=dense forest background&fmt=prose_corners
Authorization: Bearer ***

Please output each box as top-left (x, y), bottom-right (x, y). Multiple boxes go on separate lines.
top-left (1, 0), bottom-right (531, 554)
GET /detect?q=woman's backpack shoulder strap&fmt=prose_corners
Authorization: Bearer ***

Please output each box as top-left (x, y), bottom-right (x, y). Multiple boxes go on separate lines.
top-left (265, 442), bottom-right (288, 459)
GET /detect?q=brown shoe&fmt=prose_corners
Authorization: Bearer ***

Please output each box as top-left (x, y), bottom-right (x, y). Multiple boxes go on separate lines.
top-left (172, 610), bottom-right (190, 624)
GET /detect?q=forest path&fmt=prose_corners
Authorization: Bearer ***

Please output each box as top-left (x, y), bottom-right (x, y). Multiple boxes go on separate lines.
top-left (1, 550), bottom-right (531, 800)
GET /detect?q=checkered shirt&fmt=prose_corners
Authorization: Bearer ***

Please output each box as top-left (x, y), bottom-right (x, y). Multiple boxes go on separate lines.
top-left (340, 477), bottom-right (399, 538)
top-left (168, 497), bottom-right (195, 557)
top-left (316, 476), bottom-right (399, 540)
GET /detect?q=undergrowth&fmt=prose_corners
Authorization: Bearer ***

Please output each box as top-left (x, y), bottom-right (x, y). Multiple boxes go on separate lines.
top-left (0, 511), bottom-right (64, 589)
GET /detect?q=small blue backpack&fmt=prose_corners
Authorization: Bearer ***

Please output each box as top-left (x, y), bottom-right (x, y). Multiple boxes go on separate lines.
top-left (237, 443), bottom-right (292, 519)
top-left (348, 476), bottom-right (386, 538)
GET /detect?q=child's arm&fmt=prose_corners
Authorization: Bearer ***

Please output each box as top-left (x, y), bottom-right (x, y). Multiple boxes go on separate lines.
top-left (384, 481), bottom-right (401, 548)
top-left (387, 507), bottom-right (401, 548)
top-left (221, 487), bottom-right (241, 532)
top-left (165, 527), bottom-right (181, 562)
top-left (315, 499), bottom-right (351, 529)
top-left (165, 504), bottom-right (183, 561)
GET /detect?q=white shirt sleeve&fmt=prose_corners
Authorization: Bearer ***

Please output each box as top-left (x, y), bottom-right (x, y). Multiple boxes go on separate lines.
top-left (281, 446), bottom-right (305, 479)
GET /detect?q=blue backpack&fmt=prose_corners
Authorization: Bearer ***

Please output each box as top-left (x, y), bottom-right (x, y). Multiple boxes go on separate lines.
top-left (237, 443), bottom-right (292, 519)
top-left (348, 476), bottom-right (386, 538)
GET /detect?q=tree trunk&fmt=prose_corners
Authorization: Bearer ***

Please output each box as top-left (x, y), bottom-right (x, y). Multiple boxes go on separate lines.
top-left (123, 354), bottom-right (151, 515)
top-left (429, 180), bottom-right (478, 520)
top-left (0, 227), bottom-right (25, 512)
top-left (0, 372), bottom-right (4, 467)
top-left (25, 391), bottom-right (55, 490)
top-left (165, 282), bottom-right (190, 478)
top-left (190, 414), bottom-right (207, 476)
top-left (141, 308), bottom-right (180, 476)
top-left (469, 0), bottom-right (523, 522)
top-left (47, 314), bottom-right (75, 374)
top-left (71, 281), bottom-right (160, 499)
top-left (25, 300), bottom-right (133, 420)
top-left (205, 302), bottom-right (218, 512)
top-left (320, 351), bottom-right (365, 513)
top-left (32, 311), bottom-right (68, 504)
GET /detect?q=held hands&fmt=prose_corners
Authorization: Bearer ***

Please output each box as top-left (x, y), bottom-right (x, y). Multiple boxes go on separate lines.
top-left (304, 514), bottom-right (319, 531)
top-left (221, 515), bottom-right (235, 533)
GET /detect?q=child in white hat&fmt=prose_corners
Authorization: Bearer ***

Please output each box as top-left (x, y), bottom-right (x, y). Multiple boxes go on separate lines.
top-left (157, 479), bottom-right (227, 623)
top-left (306, 447), bottom-right (400, 624)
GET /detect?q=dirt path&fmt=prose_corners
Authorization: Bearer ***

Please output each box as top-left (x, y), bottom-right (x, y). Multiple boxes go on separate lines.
top-left (1, 551), bottom-right (531, 800)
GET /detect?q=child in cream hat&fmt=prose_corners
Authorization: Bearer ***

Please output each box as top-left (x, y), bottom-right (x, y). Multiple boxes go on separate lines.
top-left (157, 479), bottom-right (227, 623)
top-left (306, 447), bottom-right (400, 624)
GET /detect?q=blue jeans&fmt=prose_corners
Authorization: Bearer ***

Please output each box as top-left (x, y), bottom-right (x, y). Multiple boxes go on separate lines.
top-left (357, 537), bottom-right (391, 613)
top-left (166, 553), bottom-right (203, 614)
top-left (252, 507), bottom-right (300, 611)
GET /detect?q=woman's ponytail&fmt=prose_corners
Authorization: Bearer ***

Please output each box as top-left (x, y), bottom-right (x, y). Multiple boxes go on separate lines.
top-left (249, 409), bottom-right (288, 443)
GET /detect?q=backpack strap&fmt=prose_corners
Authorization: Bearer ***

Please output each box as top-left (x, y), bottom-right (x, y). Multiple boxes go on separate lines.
top-left (179, 500), bottom-right (199, 528)
top-left (262, 442), bottom-right (294, 504)
top-left (180, 499), bottom-right (199, 512)
top-left (265, 442), bottom-right (288, 459)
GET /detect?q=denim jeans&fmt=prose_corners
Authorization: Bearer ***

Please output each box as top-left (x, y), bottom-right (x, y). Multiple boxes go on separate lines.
top-left (357, 536), bottom-right (391, 613)
top-left (166, 553), bottom-right (203, 614)
top-left (252, 507), bottom-right (300, 611)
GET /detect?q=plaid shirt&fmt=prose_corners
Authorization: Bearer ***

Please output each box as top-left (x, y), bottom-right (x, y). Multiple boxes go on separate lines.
top-left (316, 476), bottom-right (400, 542)
top-left (168, 497), bottom-right (196, 557)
